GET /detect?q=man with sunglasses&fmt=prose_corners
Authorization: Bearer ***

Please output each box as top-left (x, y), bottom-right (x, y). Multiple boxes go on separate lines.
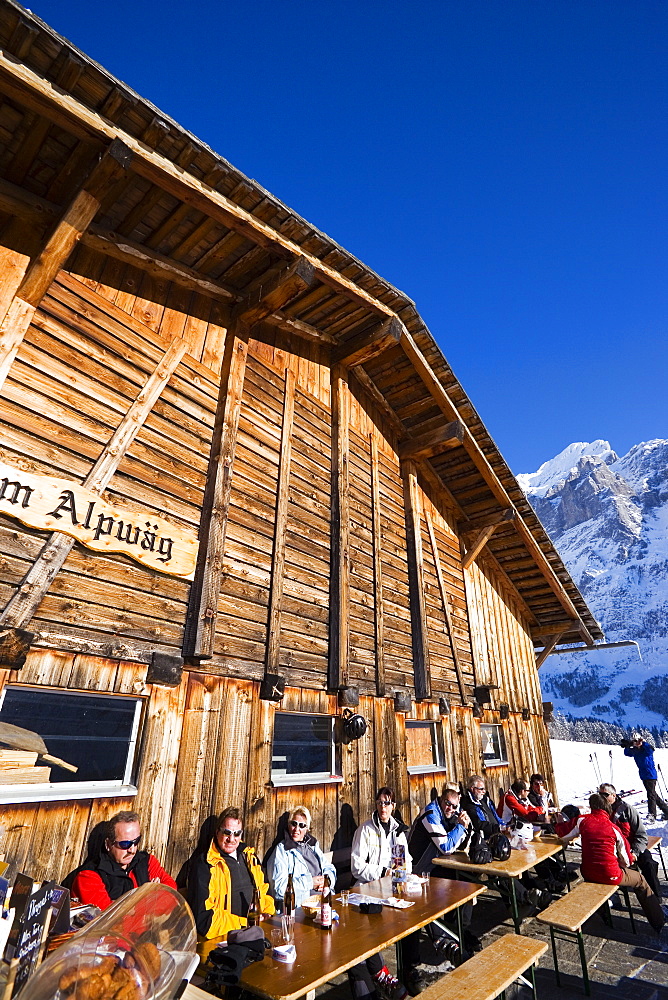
top-left (67, 810), bottom-right (176, 909)
top-left (185, 806), bottom-right (275, 960)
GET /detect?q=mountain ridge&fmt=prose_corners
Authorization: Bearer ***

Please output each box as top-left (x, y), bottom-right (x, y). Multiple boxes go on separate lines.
top-left (519, 438), bottom-right (668, 732)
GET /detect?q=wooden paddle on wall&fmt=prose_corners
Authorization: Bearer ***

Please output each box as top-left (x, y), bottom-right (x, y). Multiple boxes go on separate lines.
top-left (0, 722), bottom-right (78, 773)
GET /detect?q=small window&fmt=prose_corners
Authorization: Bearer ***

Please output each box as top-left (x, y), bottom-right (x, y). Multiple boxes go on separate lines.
top-left (271, 713), bottom-right (341, 785)
top-left (0, 686), bottom-right (142, 802)
top-left (481, 723), bottom-right (508, 767)
top-left (406, 720), bottom-right (445, 774)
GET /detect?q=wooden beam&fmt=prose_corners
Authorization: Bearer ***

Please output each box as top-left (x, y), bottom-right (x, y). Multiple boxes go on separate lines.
top-left (458, 508), bottom-right (515, 535)
top-left (399, 419), bottom-right (466, 462)
top-left (82, 228), bottom-right (235, 301)
top-left (328, 366), bottom-right (350, 691)
top-left (0, 50), bottom-right (394, 320)
top-left (531, 620), bottom-right (580, 640)
top-left (398, 324), bottom-right (594, 643)
top-left (350, 366), bottom-right (406, 436)
top-left (0, 141), bottom-right (132, 391)
top-left (401, 460), bottom-right (431, 700)
top-left (425, 510), bottom-right (468, 705)
top-left (183, 325), bottom-right (249, 658)
top-left (264, 369), bottom-right (296, 676)
top-left (369, 435), bottom-right (386, 697)
top-left (535, 631), bottom-right (567, 669)
top-left (264, 310), bottom-right (335, 344)
top-left (0, 337), bottom-right (188, 629)
top-left (334, 316), bottom-right (402, 368)
top-left (232, 257), bottom-right (314, 326)
top-left (0, 176), bottom-right (236, 303)
top-left (462, 523), bottom-right (501, 571)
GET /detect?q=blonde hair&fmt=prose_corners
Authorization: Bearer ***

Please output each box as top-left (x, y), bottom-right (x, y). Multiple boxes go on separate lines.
top-left (290, 805), bottom-right (311, 828)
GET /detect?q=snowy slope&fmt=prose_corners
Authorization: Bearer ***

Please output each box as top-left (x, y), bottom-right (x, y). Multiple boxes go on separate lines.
top-left (550, 738), bottom-right (668, 844)
top-left (520, 440), bottom-right (668, 732)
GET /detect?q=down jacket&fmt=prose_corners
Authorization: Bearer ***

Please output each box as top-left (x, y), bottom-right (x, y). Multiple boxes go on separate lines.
top-left (563, 809), bottom-right (632, 885)
top-left (351, 812), bottom-right (412, 885)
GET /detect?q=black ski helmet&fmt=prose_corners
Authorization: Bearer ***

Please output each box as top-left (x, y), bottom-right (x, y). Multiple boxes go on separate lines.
top-left (488, 832), bottom-right (511, 861)
top-left (342, 708), bottom-right (367, 742)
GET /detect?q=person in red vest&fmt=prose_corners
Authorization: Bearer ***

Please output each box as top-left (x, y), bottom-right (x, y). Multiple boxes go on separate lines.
top-left (66, 810), bottom-right (176, 909)
top-left (560, 793), bottom-right (664, 933)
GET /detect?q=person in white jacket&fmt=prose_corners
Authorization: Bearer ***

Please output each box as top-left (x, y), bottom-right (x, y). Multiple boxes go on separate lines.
top-left (347, 788), bottom-right (414, 999)
top-left (351, 788), bottom-right (412, 883)
top-left (266, 805), bottom-right (336, 907)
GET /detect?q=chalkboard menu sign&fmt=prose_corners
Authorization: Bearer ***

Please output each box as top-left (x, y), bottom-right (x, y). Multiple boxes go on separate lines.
top-left (12, 881), bottom-right (56, 997)
top-left (3, 873), bottom-right (32, 960)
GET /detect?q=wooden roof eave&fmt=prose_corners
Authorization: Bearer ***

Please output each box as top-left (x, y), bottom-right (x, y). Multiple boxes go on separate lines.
top-left (0, 10), bottom-right (602, 644)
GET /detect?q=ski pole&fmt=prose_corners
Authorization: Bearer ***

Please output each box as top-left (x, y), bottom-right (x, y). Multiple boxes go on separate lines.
top-left (589, 754), bottom-right (601, 786)
top-left (593, 751), bottom-right (602, 784)
top-left (657, 763), bottom-right (668, 801)
top-left (609, 749), bottom-right (614, 784)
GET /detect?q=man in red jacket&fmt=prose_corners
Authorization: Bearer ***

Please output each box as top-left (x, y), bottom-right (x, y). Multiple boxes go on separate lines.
top-left (560, 794), bottom-right (664, 932)
top-left (67, 810), bottom-right (176, 909)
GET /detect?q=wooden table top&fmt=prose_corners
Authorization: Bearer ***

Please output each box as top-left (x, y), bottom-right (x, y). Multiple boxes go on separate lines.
top-left (431, 837), bottom-right (564, 879)
top-left (199, 876), bottom-right (484, 1000)
top-left (648, 835), bottom-right (663, 850)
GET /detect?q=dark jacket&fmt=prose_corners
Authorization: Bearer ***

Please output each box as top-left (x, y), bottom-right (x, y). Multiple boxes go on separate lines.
top-left (461, 790), bottom-right (502, 839)
top-left (65, 851), bottom-right (174, 909)
top-left (610, 796), bottom-right (648, 856)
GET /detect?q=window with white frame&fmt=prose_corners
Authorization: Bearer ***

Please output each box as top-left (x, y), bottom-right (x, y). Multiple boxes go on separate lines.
top-left (405, 720), bottom-right (446, 774)
top-left (480, 723), bottom-right (508, 767)
top-left (271, 712), bottom-right (341, 785)
top-left (0, 685), bottom-right (142, 802)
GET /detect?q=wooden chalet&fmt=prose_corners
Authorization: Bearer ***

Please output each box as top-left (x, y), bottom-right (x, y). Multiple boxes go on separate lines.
top-left (0, 1), bottom-right (602, 883)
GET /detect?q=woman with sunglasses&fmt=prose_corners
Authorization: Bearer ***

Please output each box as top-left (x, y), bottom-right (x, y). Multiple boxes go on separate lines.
top-left (66, 810), bottom-right (176, 910)
top-left (267, 806), bottom-right (336, 907)
top-left (184, 806), bottom-right (275, 960)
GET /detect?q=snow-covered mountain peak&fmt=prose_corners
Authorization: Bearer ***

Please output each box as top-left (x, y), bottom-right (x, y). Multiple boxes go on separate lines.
top-left (518, 440), bottom-right (617, 498)
top-left (518, 438), bottom-right (668, 734)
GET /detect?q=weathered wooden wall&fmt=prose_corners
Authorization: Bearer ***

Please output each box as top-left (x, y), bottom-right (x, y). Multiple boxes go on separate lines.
top-left (0, 256), bottom-right (556, 886)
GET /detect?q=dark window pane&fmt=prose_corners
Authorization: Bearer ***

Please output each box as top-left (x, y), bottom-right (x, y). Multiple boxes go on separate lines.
top-left (272, 714), bottom-right (332, 777)
top-left (0, 688), bottom-right (138, 783)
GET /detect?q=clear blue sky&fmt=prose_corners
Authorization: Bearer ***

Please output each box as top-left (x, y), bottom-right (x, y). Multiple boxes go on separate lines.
top-left (25, 0), bottom-right (667, 474)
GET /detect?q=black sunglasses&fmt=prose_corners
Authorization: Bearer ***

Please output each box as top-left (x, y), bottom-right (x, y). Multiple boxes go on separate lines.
top-left (289, 820), bottom-right (307, 829)
top-left (219, 828), bottom-right (243, 838)
top-left (112, 836), bottom-right (141, 850)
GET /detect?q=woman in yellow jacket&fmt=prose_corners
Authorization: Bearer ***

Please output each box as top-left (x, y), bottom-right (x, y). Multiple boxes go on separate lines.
top-left (185, 807), bottom-right (275, 960)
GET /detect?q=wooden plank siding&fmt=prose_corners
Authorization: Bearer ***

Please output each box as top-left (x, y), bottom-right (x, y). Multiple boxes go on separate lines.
top-left (0, 16), bottom-right (571, 885)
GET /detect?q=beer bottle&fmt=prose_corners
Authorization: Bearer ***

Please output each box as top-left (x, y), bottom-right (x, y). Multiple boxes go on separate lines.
top-left (320, 874), bottom-right (332, 929)
top-left (247, 886), bottom-right (261, 927)
top-left (284, 872), bottom-right (295, 918)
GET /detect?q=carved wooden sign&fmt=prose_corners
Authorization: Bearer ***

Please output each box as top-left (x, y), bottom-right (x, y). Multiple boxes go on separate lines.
top-left (0, 460), bottom-right (197, 579)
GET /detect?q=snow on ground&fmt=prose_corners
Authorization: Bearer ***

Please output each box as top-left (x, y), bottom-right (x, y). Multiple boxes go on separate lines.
top-left (550, 738), bottom-right (668, 844)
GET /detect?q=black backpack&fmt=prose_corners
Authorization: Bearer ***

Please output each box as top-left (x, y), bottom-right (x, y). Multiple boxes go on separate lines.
top-left (468, 830), bottom-right (492, 864)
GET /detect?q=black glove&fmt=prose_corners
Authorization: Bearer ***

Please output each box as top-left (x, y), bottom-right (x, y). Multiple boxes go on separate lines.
top-left (619, 739), bottom-right (633, 749)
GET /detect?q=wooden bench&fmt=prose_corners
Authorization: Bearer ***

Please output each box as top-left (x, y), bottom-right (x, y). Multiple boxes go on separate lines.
top-left (647, 834), bottom-right (667, 880)
top-left (535, 882), bottom-right (617, 995)
top-left (417, 933), bottom-right (547, 1000)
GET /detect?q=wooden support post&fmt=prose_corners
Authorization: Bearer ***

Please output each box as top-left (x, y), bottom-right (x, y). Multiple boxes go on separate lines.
top-left (334, 316), bottom-right (402, 368)
top-left (184, 325), bottom-right (250, 659)
top-left (462, 522), bottom-right (502, 571)
top-left (535, 632), bottom-right (566, 669)
top-left (399, 419), bottom-right (466, 462)
top-left (265, 369), bottom-right (296, 676)
top-left (329, 365), bottom-right (350, 691)
top-left (0, 140), bottom-right (132, 390)
top-left (425, 511), bottom-right (468, 705)
top-left (401, 460), bottom-right (431, 700)
top-left (0, 338), bottom-right (188, 629)
top-left (369, 435), bottom-right (386, 697)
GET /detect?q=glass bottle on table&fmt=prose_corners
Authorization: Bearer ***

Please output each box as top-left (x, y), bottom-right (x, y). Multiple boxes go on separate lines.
top-left (320, 874), bottom-right (332, 929)
top-left (247, 886), bottom-right (261, 927)
top-left (284, 872), bottom-right (296, 922)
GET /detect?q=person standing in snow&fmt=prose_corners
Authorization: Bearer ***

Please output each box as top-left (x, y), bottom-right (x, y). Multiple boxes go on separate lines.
top-left (622, 733), bottom-right (668, 821)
